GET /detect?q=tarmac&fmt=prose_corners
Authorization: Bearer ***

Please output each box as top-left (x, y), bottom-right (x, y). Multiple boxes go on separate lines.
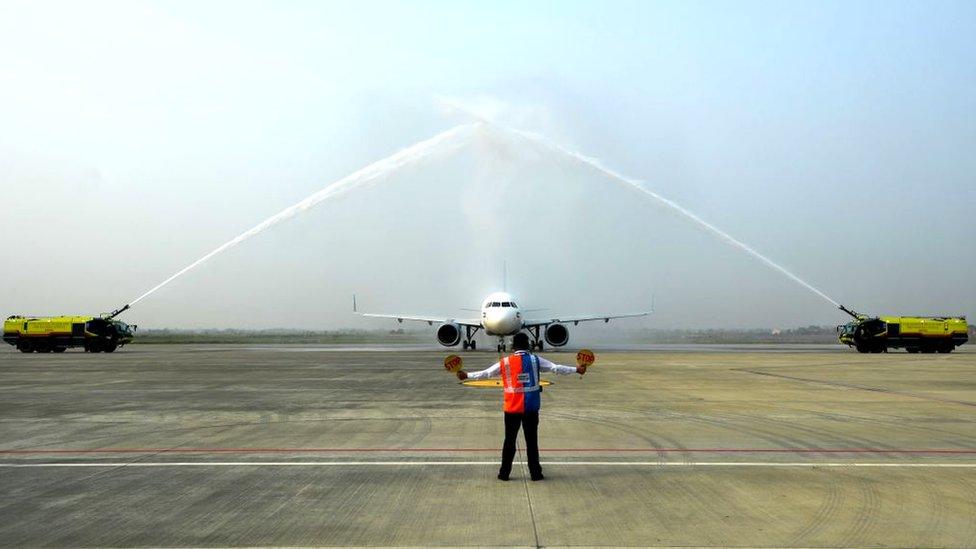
top-left (1, 343), bottom-right (975, 547)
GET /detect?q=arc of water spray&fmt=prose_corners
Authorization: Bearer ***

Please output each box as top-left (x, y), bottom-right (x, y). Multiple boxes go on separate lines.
top-left (509, 128), bottom-right (841, 308)
top-left (438, 98), bottom-right (839, 308)
top-left (128, 102), bottom-right (839, 312)
top-left (128, 123), bottom-right (476, 306)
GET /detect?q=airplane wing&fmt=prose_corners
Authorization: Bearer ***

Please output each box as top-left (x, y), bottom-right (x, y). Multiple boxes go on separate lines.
top-left (353, 295), bottom-right (480, 326)
top-left (523, 311), bottom-right (651, 327)
top-left (359, 312), bottom-right (481, 327)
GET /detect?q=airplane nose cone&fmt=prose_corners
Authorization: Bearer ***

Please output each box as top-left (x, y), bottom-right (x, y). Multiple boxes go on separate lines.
top-left (485, 309), bottom-right (520, 335)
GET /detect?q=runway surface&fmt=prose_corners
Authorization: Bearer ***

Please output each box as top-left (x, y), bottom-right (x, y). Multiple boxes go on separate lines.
top-left (2, 343), bottom-right (975, 547)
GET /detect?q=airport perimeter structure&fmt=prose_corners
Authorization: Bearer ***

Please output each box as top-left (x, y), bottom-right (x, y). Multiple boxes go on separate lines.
top-left (2, 344), bottom-right (975, 547)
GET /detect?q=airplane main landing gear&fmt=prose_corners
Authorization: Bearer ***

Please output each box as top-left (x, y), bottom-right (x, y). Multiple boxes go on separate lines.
top-left (462, 325), bottom-right (480, 351)
top-left (527, 326), bottom-right (544, 351)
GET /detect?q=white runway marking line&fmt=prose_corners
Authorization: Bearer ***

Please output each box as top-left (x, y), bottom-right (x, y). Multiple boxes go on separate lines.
top-left (2, 461), bottom-right (976, 468)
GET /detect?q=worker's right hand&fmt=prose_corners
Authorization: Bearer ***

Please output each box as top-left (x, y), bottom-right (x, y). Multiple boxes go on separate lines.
top-left (576, 365), bottom-right (587, 375)
top-left (456, 370), bottom-right (468, 381)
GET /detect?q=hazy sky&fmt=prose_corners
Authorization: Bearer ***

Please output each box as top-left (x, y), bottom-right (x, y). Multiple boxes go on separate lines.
top-left (1, 0), bottom-right (973, 330)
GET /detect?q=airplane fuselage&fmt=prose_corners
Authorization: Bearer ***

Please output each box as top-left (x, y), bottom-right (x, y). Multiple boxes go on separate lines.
top-left (480, 291), bottom-right (522, 336)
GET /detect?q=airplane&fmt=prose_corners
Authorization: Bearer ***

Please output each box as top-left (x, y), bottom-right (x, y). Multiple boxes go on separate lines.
top-left (354, 291), bottom-right (652, 352)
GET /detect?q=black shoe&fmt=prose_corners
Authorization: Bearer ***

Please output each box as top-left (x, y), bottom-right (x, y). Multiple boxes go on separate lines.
top-left (497, 473), bottom-right (509, 481)
top-left (531, 473), bottom-right (545, 481)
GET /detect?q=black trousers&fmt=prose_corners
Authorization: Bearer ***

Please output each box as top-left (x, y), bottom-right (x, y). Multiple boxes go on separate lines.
top-left (500, 411), bottom-right (541, 478)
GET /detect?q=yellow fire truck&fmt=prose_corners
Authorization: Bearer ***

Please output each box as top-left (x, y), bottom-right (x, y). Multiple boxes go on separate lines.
top-left (3, 306), bottom-right (135, 353)
top-left (837, 305), bottom-right (968, 353)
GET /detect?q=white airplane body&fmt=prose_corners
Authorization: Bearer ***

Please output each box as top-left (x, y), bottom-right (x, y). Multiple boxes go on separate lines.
top-left (356, 291), bottom-right (651, 351)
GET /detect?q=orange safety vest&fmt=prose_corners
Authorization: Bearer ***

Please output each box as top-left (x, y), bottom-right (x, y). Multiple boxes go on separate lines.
top-left (499, 351), bottom-right (541, 413)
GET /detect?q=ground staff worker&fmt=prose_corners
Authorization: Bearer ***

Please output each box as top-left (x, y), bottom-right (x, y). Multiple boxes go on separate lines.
top-left (456, 332), bottom-right (586, 481)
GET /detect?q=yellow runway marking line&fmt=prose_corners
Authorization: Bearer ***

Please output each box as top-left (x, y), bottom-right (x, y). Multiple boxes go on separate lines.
top-left (463, 379), bottom-right (552, 388)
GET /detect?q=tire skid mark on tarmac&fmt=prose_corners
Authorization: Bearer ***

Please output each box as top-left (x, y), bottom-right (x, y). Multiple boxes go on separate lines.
top-left (838, 468), bottom-right (882, 547)
top-left (0, 426), bottom-right (239, 517)
top-left (781, 402), bottom-right (976, 449)
top-left (555, 412), bottom-right (725, 547)
top-left (540, 398), bottom-right (708, 544)
top-left (608, 401), bottom-right (825, 465)
top-left (615, 369), bottom-right (852, 457)
top-left (397, 415), bottom-right (433, 450)
top-left (943, 469), bottom-right (976, 546)
top-left (588, 379), bottom-right (815, 460)
top-left (787, 468), bottom-right (847, 545)
top-left (962, 473), bottom-right (976, 548)
top-left (548, 410), bottom-right (689, 464)
top-left (918, 471), bottom-right (950, 547)
top-left (726, 362), bottom-right (970, 546)
top-left (611, 390), bottom-right (948, 460)
top-left (733, 359), bottom-right (976, 447)
top-left (0, 414), bottom-right (496, 454)
top-left (550, 408), bottom-right (697, 468)
top-left (681, 411), bottom-right (814, 458)
top-left (736, 368), bottom-right (976, 408)
top-left (722, 408), bottom-right (907, 459)
top-left (604, 402), bottom-right (905, 547)
top-left (591, 398), bottom-right (868, 545)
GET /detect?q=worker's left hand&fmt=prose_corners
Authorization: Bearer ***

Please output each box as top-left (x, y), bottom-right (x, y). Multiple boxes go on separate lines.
top-left (456, 370), bottom-right (468, 381)
top-left (576, 365), bottom-right (587, 375)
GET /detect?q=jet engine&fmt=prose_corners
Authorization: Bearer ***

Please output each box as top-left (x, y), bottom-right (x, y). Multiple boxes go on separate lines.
top-left (437, 323), bottom-right (462, 347)
top-left (544, 323), bottom-right (569, 347)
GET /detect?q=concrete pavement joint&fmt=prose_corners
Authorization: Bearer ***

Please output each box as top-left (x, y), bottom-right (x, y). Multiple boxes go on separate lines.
top-left (516, 447), bottom-right (542, 548)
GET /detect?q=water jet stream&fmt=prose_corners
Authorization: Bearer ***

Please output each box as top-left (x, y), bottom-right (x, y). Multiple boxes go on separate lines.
top-left (128, 123), bottom-right (476, 306)
top-left (505, 126), bottom-right (840, 308)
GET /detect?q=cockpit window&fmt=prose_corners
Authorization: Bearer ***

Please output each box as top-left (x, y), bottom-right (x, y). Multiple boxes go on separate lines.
top-left (490, 302), bottom-right (500, 307)
top-left (511, 302), bottom-right (517, 308)
top-left (502, 302), bottom-right (511, 307)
